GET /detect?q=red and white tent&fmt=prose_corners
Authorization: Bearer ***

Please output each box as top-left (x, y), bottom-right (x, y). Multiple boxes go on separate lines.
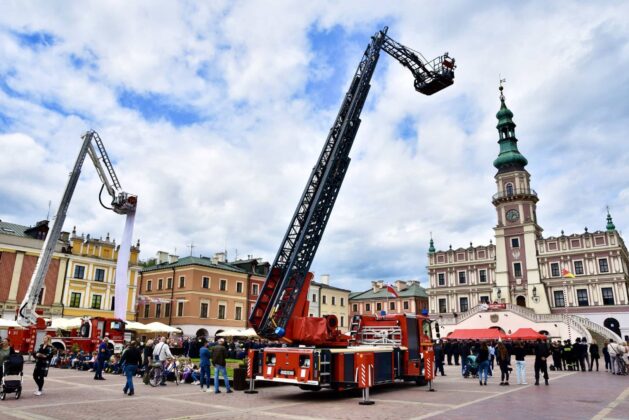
top-left (446, 328), bottom-right (508, 340)
top-left (508, 328), bottom-right (547, 340)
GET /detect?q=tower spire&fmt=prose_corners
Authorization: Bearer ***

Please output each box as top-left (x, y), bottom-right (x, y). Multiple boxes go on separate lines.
top-left (606, 206), bottom-right (616, 231)
top-left (493, 81), bottom-right (528, 173)
top-left (428, 232), bottom-right (435, 254)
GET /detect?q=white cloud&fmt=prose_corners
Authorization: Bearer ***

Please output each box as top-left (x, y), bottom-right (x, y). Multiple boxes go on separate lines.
top-left (0, 1), bottom-right (628, 293)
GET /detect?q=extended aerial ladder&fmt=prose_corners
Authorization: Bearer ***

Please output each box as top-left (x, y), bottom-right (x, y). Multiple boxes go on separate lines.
top-left (17, 130), bottom-right (137, 326)
top-left (249, 27), bottom-right (455, 342)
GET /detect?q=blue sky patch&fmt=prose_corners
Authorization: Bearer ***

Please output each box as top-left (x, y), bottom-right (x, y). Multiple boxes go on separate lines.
top-left (117, 89), bottom-right (203, 126)
top-left (13, 30), bottom-right (57, 50)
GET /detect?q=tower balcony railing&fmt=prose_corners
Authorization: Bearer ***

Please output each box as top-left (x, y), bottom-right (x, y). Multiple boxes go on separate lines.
top-left (492, 188), bottom-right (538, 203)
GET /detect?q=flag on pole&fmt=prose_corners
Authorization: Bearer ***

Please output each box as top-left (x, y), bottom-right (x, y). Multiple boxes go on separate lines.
top-left (386, 284), bottom-right (399, 298)
top-left (562, 268), bottom-right (576, 278)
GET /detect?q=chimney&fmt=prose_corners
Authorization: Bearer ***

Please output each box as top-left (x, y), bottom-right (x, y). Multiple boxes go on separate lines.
top-left (214, 252), bottom-right (226, 263)
top-left (372, 281), bottom-right (379, 293)
top-left (168, 254), bottom-right (179, 264)
top-left (395, 280), bottom-right (407, 292)
top-left (156, 251), bottom-right (169, 264)
top-left (320, 274), bottom-right (330, 285)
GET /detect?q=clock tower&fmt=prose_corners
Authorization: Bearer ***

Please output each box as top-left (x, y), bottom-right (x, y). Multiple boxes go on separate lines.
top-left (491, 84), bottom-right (550, 313)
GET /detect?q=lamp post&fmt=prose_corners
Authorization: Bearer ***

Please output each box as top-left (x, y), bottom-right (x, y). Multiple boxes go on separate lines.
top-left (563, 280), bottom-right (571, 341)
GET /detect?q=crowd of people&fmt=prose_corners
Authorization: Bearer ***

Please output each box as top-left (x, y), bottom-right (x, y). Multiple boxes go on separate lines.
top-left (433, 337), bottom-right (629, 387)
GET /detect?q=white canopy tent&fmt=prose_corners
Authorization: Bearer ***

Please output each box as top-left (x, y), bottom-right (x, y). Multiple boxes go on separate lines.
top-left (216, 328), bottom-right (259, 338)
top-left (0, 319), bottom-right (23, 329)
top-left (49, 317), bottom-right (82, 330)
top-left (124, 321), bottom-right (150, 332)
top-left (143, 322), bottom-right (182, 334)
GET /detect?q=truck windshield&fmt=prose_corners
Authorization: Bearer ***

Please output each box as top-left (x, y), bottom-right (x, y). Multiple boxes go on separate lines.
top-left (422, 320), bottom-right (432, 340)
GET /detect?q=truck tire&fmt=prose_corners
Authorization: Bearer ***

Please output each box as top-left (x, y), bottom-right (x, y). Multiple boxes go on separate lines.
top-left (298, 385), bottom-right (322, 392)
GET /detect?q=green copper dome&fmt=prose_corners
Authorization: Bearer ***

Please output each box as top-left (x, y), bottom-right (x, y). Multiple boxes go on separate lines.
top-left (606, 211), bottom-right (616, 231)
top-left (428, 238), bottom-right (435, 253)
top-left (493, 86), bottom-right (528, 172)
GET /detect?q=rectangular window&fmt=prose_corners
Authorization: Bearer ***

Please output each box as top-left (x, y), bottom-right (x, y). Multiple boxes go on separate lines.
top-left (220, 279), bottom-right (227, 291)
top-left (352, 304), bottom-right (358, 312)
top-left (218, 304), bottom-right (226, 319)
top-left (574, 261), bottom-right (584, 275)
top-left (389, 301), bottom-right (395, 311)
top-left (511, 238), bottom-right (520, 248)
top-left (200, 303), bottom-right (208, 318)
top-left (514, 262), bottom-right (522, 278)
top-left (202, 277), bottom-right (210, 289)
top-left (480, 296), bottom-right (490, 304)
top-left (179, 276), bottom-right (185, 288)
top-left (553, 290), bottom-right (565, 307)
top-left (438, 298), bottom-right (447, 313)
top-left (177, 301), bottom-right (184, 317)
top-left (601, 287), bottom-right (615, 305)
top-left (236, 282), bottom-right (243, 294)
top-left (458, 271), bottom-right (466, 284)
top-left (340, 298), bottom-right (344, 306)
top-left (322, 295), bottom-right (327, 304)
top-left (599, 259), bottom-right (609, 273)
top-left (577, 289), bottom-right (589, 306)
top-left (460, 297), bottom-right (469, 312)
top-left (376, 302), bottom-right (382, 311)
top-left (146, 280), bottom-right (152, 291)
top-left (110, 297), bottom-right (115, 311)
top-left (74, 265), bottom-right (85, 279)
top-left (252, 284), bottom-right (259, 295)
top-left (479, 270), bottom-right (487, 283)
top-left (438, 273), bottom-right (445, 286)
top-left (332, 296), bottom-right (336, 305)
top-left (365, 303), bottom-right (371, 312)
top-left (165, 303), bottom-right (171, 317)
top-left (70, 292), bottom-right (81, 308)
top-left (550, 263), bottom-right (560, 277)
top-left (312, 294), bottom-right (317, 303)
top-left (91, 294), bottom-right (102, 310)
top-left (158, 278), bottom-right (163, 290)
top-left (144, 304), bottom-right (150, 318)
top-left (155, 303), bottom-right (162, 317)
top-left (235, 306), bottom-right (243, 321)
top-left (340, 316), bottom-right (344, 327)
top-left (403, 301), bottom-right (409, 310)
top-left (94, 268), bottom-right (105, 282)
top-left (167, 277), bottom-right (173, 289)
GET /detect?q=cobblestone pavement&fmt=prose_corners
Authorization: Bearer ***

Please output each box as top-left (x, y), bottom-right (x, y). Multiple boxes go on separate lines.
top-left (0, 357), bottom-right (627, 420)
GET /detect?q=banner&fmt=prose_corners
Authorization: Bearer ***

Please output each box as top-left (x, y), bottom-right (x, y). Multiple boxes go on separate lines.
top-left (114, 210), bottom-right (136, 320)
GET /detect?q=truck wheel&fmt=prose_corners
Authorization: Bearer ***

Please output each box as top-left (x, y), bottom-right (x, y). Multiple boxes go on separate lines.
top-left (298, 385), bottom-right (321, 392)
top-left (0, 391), bottom-right (5, 400)
top-left (15, 389), bottom-right (21, 399)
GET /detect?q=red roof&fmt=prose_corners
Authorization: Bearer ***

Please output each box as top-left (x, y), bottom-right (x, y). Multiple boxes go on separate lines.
top-left (446, 328), bottom-right (507, 340)
top-left (508, 328), bottom-right (547, 340)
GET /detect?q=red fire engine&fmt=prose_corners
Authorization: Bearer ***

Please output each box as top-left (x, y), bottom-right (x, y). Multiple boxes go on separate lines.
top-left (247, 27), bottom-right (454, 403)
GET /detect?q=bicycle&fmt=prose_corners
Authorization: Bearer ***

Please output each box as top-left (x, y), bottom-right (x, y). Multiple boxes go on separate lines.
top-left (148, 359), bottom-right (181, 387)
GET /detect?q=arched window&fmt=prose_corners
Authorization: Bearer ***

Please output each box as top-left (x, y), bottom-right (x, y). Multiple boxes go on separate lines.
top-left (506, 183), bottom-right (514, 196)
top-left (516, 295), bottom-right (526, 307)
top-left (604, 318), bottom-right (621, 337)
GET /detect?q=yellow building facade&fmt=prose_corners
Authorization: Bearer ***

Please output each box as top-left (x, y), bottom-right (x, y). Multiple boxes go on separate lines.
top-left (62, 228), bottom-right (141, 319)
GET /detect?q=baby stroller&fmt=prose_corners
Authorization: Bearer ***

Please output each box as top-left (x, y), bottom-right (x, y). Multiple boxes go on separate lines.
top-left (463, 354), bottom-right (479, 378)
top-left (1, 353), bottom-right (24, 400)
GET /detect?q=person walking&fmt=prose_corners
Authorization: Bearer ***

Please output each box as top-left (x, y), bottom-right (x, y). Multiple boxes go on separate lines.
top-left (199, 342), bottom-right (212, 391)
top-left (589, 341), bottom-right (600, 372)
top-left (212, 338), bottom-right (232, 394)
top-left (496, 341), bottom-right (511, 386)
top-left (550, 341), bottom-right (562, 371)
top-left (94, 337), bottom-right (110, 380)
top-left (444, 340), bottom-right (452, 366)
top-left (33, 335), bottom-right (54, 396)
top-left (120, 341), bottom-right (141, 396)
top-left (534, 339), bottom-right (550, 386)
top-left (488, 342), bottom-right (496, 376)
top-left (513, 341), bottom-right (527, 385)
top-left (477, 342), bottom-right (490, 386)
top-left (453, 340), bottom-right (461, 366)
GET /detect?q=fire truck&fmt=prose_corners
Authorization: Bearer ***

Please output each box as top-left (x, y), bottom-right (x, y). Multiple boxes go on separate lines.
top-left (247, 27), bottom-right (455, 403)
top-left (8, 316), bottom-right (126, 355)
top-left (8, 131), bottom-right (136, 354)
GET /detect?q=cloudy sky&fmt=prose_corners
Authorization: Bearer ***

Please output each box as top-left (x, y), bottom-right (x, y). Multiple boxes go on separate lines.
top-left (1, 1), bottom-right (628, 292)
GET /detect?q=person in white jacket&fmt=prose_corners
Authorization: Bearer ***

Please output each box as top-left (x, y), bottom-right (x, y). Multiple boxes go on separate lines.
top-left (607, 340), bottom-right (622, 374)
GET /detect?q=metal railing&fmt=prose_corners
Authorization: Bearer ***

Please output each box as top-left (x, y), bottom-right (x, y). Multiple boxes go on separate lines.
top-left (492, 188), bottom-right (537, 201)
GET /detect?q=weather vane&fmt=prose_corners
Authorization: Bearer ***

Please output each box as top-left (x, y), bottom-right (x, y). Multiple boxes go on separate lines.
top-left (499, 75), bottom-right (506, 100)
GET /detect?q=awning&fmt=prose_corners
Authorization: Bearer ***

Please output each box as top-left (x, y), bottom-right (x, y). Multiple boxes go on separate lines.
top-left (508, 328), bottom-right (547, 340)
top-left (446, 328), bottom-right (508, 340)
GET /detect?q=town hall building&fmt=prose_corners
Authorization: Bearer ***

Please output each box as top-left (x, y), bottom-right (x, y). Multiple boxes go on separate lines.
top-left (427, 86), bottom-right (629, 343)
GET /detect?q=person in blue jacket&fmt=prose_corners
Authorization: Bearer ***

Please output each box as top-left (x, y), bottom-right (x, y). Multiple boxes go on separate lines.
top-left (199, 342), bottom-right (212, 392)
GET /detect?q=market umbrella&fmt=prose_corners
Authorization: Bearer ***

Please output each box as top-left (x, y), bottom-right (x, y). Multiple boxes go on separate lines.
top-left (125, 321), bottom-right (151, 332)
top-left (143, 322), bottom-right (182, 333)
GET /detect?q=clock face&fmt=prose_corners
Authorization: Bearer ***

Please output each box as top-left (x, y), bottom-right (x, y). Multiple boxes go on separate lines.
top-left (506, 209), bottom-right (519, 222)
